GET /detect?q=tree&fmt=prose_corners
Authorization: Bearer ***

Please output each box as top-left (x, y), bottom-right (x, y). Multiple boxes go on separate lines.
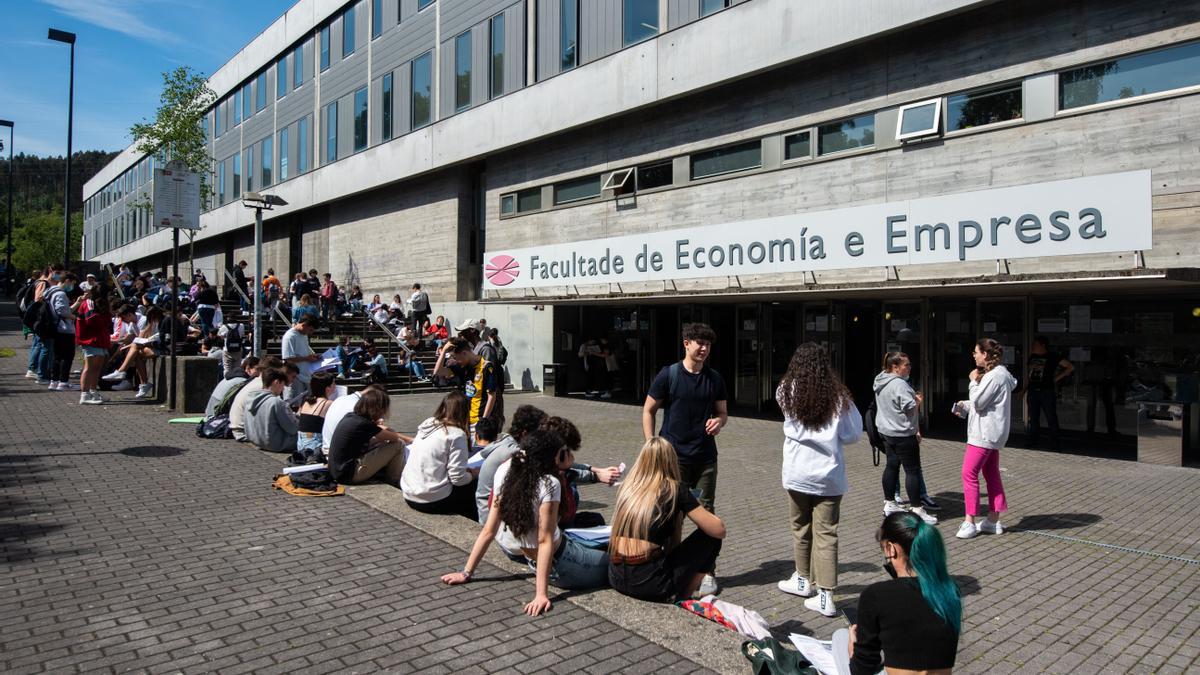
top-left (130, 65), bottom-right (216, 275)
top-left (11, 206), bottom-right (82, 274)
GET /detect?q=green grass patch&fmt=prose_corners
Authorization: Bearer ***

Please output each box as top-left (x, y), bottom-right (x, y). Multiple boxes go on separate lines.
top-left (0, 348), bottom-right (15, 358)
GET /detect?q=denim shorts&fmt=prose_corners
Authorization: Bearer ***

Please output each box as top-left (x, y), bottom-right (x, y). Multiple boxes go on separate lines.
top-left (81, 345), bottom-right (109, 358)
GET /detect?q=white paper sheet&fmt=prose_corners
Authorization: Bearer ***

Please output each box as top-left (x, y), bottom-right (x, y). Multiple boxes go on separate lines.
top-left (564, 525), bottom-right (611, 541)
top-left (788, 634), bottom-right (840, 675)
top-left (282, 463), bottom-right (327, 475)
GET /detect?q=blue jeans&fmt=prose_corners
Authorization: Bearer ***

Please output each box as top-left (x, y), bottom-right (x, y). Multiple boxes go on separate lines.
top-left (35, 335), bottom-right (55, 380)
top-left (28, 334), bottom-right (42, 372)
top-left (536, 537), bottom-right (610, 590)
top-left (402, 360), bottom-right (427, 379)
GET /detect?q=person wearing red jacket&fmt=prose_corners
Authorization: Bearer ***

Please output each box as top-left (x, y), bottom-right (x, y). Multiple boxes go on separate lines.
top-left (425, 314), bottom-right (450, 349)
top-left (75, 283), bottom-right (113, 405)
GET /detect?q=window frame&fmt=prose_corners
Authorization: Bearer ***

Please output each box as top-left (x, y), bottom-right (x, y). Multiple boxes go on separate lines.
top-left (320, 26), bottom-right (331, 71)
top-left (895, 98), bottom-right (942, 141)
top-left (382, 72), bottom-right (394, 141)
top-left (560, 0), bottom-right (579, 72)
top-left (782, 129), bottom-right (813, 162)
top-left (816, 113), bottom-right (876, 157)
top-left (325, 101), bottom-right (338, 164)
top-left (276, 59), bottom-right (287, 99)
top-left (699, 0), bottom-right (730, 17)
top-left (515, 187), bottom-right (542, 213)
top-left (353, 86), bottom-right (369, 152)
top-left (489, 13), bottom-right (505, 100)
top-left (622, 0), bottom-right (658, 47)
top-left (261, 135), bottom-right (273, 187)
top-left (417, 0), bottom-right (435, 10)
top-left (411, 51), bottom-right (433, 129)
top-left (278, 127), bottom-right (289, 182)
top-left (343, 6), bottom-right (356, 58)
top-left (293, 45), bottom-right (304, 89)
top-left (232, 154), bottom-right (241, 199)
top-left (1056, 39), bottom-right (1200, 114)
top-left (454, 31), bottom-right (472, 112)
top-left (553, 174), bottom-right (603, 205)
top-left (943, 81), bottom-right (1024, 135)
top-left (372, 0), bottom-right (384, 39)
top-left (690, 139), bottom-right (763, 180)
top-left (601, 168), bottom-right (634, 192)
top-left (500, 194), bottom-right (515, 216)
top-left (297, 117), bottom-right (310, 173)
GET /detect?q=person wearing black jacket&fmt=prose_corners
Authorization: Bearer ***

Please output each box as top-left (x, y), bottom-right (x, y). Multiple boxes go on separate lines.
top-left (232, 260), bottom-right (250, 311)
top-left (194, 280), bottom-right (220, 333)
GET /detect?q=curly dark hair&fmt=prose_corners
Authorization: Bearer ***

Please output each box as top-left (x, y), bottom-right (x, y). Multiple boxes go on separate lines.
top-left (539, 416), bottom-right (581, 451)
top-left (776, 342), bottom-right (852, 428)
top-left (508, 404), bottom-right (547, 442)
top-left (498, 430), bottom-right (565, 541)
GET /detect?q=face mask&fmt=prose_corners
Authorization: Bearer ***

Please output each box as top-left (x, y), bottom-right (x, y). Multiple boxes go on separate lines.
top-left (63, 283), bottom-right (75, 292)
top-left (51, 273), bottom-right (62, 281)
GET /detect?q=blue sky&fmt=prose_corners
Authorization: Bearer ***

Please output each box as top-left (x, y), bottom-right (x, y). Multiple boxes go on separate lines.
top-left (1, 0), bottom-right (295, 157)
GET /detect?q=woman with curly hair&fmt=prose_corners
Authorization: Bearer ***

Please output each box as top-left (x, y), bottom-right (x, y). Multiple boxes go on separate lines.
top-left (440, 429), bottom-right (609, 616)
top-left (607, 437), bottom-right (726, 602)
top-left (954, 338), bottom-right (1017, 540)
top-left (775, 342), bottom-right (862, 617)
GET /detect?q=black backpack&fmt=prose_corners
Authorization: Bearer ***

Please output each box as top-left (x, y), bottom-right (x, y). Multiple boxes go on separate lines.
top-left (863, 399), bottom-right (884, 467)
top-left (196, 415), bottom-right (232, 439)
top-left (22, 287), bottom-right (62, 340)
top-left (15, 281), bottom-right (33, 314)
top-left (496, 344), bottom-right (508, 366)
top-left (224, 324), bottom-right (244, 354)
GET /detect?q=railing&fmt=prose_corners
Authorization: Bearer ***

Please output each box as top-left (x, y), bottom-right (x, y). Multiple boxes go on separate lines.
top-left (224, 266), bottom-right (293, 330)
top-left (368, 313), bottom-right (416, 392)
top-left (104, 263), bottom-right (127, 301)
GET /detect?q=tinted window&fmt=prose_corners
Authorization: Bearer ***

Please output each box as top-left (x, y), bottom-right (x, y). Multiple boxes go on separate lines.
top-left (1059, 41), bottom-right (1200, 110)
top-left (278, 127), bottom-right (289, 181)
top-left (490, 14), bottom-right (504, 99)
top-left (298, 117), bottom-right (309, 173)
top-left (354, 87), bottom-right (368, 152)
top-left (411, 52), bottom-right (432, 128)
top-left (700, 0), bottom-right (728, 16)
top-left (455, 32), bottom-right (472, 112)
top-left (372, 0), bottom-right (383, 39)
top-left (784, 131), bottom-right (811, 160)
top-left (320, 27), bottom-right (330, 70)
top-left (623, 0), bottom-right (658, 46)
top-left (517, 188), bottom-right (542, 212)
top-left (382, 73), bottom-right (393, 141)
top-left (325, 101), bottom-right (338, 163)
top-left (501, 194), bottom-right (515, 215)
top-left (276, 60), bottom-right (287, 99)
top-left (554, 175), bottom-right (602, 204)
top-left (561, 0), bottom-right (578, 71)
top-left (261, 136), bottom-right (272, 187)
top-left (946, 83), bottom-right (1022, 132)
top-left (293, 45), bottom-right (304, 88)
top-left (637, 161), bottom-right (673, 190)
top-left (691, 141), bottom-right (762, 179)
top-left (817, 114), bottom-right (875, 155)
top-left (343, 6), bottom-right (356, 57)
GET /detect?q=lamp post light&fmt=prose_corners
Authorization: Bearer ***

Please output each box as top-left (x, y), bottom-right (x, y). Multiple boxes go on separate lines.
top-left (47, 28), bottom-right (76, 270)
top-left (0, 120), bottom-right (12, 293)
top-left (241, 192), bottom-right (288, 358)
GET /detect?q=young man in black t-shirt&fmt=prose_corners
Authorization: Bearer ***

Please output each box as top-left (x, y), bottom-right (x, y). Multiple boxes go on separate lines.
top-left (1022, 335), bottom-right (1075, 451)
top-left (642, 322), bottom-right (728, 593)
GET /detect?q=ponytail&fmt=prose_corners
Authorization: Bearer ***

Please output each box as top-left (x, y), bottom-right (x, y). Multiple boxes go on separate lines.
top-left (879, 512), bottom-right (962, 634)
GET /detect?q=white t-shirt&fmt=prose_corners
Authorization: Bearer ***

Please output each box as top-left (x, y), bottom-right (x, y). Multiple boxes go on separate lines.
top-left (493, 460), bottom-right (562, 553)
top-left (321, 392), bottom-right (361, 452)
top-left (281, 327), bottom-right (314, 382)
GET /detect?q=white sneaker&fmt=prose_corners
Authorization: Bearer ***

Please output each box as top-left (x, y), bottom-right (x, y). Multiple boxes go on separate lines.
top-left (883, 500), bottom-right (907, 516)
top-left (977, 519), bottom-right (1004, 535)
top-left (58, 382), bottom-right (79, 391)
top-left (956, 521), bottom-right (979, 539)
top-left (111, 379), bottom-right (134, 391)
top-left (697, 574), bottom-right (720, 597)
top-left (101, 370), bottom-right (127, 382)
top-left (912, 507), bottom-right (938, 525)
top-left (91, 390), bottom-right (108, 403)
top-left (48, 380), bottom-right (60, 390)
top-left (804, 589), bottom-right (837, 617)
top-left (80, 391), bottom-right (103, 405)
top-left (777, 571), bottom-right (816, 598)
top-left (25, 370), bottom-right (36, 379)
top-left (135, 384), bottom-right (154, 399)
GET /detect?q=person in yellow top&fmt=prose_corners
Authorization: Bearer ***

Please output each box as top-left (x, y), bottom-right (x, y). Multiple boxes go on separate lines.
top-left (432, 337), bottom-right (500, 431)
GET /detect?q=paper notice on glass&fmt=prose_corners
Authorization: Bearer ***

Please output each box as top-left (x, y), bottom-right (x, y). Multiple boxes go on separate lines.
top-left (1002, 345), bottom-right (1017, 365)
top-left (1037, 318), bottom-right (1067, 333)
top-left (982, 322), bottom-right (997, 333)
top-left (1069, 305), bottom-right (1091, 332)
top-left (1069, 347), bottom-right (1091, 362)
top-left (1091, 319), bottom-right (1113, 333)
top-left (788, 634), bottom-right (840, 675)
top-left (815, 316), bottom-right (828, 332)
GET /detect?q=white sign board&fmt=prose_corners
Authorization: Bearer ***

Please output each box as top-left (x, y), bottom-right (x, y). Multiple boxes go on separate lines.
top-left (153, 163), bottom-right (201, 231)
top-left (482, 170), bottom-right (1152, 290)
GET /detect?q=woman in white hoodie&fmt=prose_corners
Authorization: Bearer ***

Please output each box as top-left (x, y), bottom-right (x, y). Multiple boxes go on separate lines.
top-left (954, 338), bottom-right (1017, 540)
top-left (774, 343), bottom-right (862, 618)
top-left (401, 391), bottom-right (477, 519)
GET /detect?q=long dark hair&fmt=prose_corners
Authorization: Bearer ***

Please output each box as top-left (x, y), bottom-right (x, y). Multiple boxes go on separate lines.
top-left (498, 430), bottom-right (564, 540)
top-left (976, 338), bottom-right (1003, 372)
top-left (878, 512), bottom-right (962, 633)
top-left (304, 371), bottom-right (336, 405)
top-left (434, 391), bottom-right (470, 436)
top-left (777, 342), bottom-right (851, 427)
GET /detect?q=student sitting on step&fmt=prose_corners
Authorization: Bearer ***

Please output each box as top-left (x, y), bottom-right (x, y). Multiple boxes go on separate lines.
top-left (244, 368), bottom-right (300, 453)
top-left (400, 391), bottom-right (477, 520)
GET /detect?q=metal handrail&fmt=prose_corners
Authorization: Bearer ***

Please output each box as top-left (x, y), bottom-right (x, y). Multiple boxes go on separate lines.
top-left (222, 267), bottom-right (252, 308)
top-left (368, 313), bottom-right (417, 392)
top-left (105, 263), bottom-right (127, 301)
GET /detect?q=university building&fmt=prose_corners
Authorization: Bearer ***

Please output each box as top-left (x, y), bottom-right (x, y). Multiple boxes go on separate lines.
top-left (84, 0), bottom-right (1200, 460)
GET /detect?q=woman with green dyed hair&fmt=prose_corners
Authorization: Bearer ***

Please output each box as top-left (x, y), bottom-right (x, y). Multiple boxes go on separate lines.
top-left (835, 512), bottom-right (961, 674)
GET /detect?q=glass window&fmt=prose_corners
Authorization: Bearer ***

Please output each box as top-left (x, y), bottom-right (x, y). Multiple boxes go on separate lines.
top-left (700, 0), bottom-right (728, 16)
top-left (455, 32), bottom-right (472, 112)
top-left (242, 83), bottom-right (252, 119)
top-left (500, 194), bottom-right (515, 215)
top-left (325, 101), bottom-right (338, 163)
top-left (232, 154), bottom-right (241, 199)
top-left (691, 140), bottom-right (762, 179)
top-left (561, 0), bottom-right (578, 71)
top-left (946, 83), bottom-right (1022, 132)
top-left (623, 0), bottom-right (658, 46)
top-left (354, 86), bottom-right (368, 152)
top-left (278, 127), bottom-right (289, 181)
top-left (1059, 41), bottom-right (1200, 110)
top-left (896, 99), bottom-right (941, 140)
top-left (411, 51), bottom-right (432, 128)
top-left (516, 187), bottom-right (542, 212)
top-left (817, 114), bottom-right (875, 155)
top-left (418, 0), bottom-right (435, 9)
top-left (298, 117), bottom-right (310, 173)
top-left (261, 136), bottom-right (272, 187)
top-left (343, 6), bottom-right (356, 57)
top-left (784, 131), bottom-right (811, 161)
top-left (490, 13), bottom-right (504, 99)
top-left (233, 89), bottom-right (242, 124)
top-left (372, 0), bottom-right (383, 39)
top-left (382, 73), bottom-right (394, 141)
top-left (214, 103), bottom-right (223, 137)
top-left (554, 175), bottom-right (602, 204)
top-left (276, 59), bottom-right (287, 99)
top-left (293, 45), bottom-right (304, 88)
top-left (245, 147), bottom-right (254, 192)
top-left (218, 161), bottom-right (226, 205)
top-left (320, 26), bottom-right (330, 71)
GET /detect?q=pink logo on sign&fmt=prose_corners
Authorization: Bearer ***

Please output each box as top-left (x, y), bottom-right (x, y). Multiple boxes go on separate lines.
top-left (486, 255), bottom-right (520, 286)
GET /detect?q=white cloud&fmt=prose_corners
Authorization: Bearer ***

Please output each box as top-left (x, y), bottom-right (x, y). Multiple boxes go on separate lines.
top-left (39, 0), bottom-right (184, 46)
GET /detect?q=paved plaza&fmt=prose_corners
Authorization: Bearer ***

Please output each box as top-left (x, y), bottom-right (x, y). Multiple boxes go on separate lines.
top-left (2, 311), bottom-right (1199, 673)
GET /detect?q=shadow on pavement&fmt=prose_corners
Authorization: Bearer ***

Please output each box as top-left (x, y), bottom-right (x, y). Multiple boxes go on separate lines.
top-left (1007, 513), bottom-right (1102, 532)
top-left (713, 558), bottom-right (794, 590)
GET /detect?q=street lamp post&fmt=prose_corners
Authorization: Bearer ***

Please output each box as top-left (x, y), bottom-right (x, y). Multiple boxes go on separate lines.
top-left (241, 192), bottom-right (287, 358)
top-left (0, 120), bottom-right (12, 292)
top-left (48, 28), bottom-right (76, 270)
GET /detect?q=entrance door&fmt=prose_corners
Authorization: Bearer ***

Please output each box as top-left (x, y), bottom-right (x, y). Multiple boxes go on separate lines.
top-left (929, 300), bottom-right (977, 431)
top-left (734, 304), bottom-right (761, 410)
top-left (979, 299), bottom-right (1027, 433)
top-left (882, 301), bottom-right (925, 424)
top-left (767, 304), bottom-right (801, 413)
top-left (844, 302), bottom-right (882, 411)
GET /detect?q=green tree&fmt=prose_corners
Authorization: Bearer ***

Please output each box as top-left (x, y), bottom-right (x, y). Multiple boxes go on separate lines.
top-left (11, 206), bottom-right (82, 274)
top-left (129, 66), bottom-right (216, 209)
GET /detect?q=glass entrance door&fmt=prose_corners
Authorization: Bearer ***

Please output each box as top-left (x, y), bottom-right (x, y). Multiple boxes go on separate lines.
top-left (979, 299), bottom-right (1027, 433)
top-left (929, 300), bottom-right (976, 432)
top-left (882, 301), bottom-right (925, 423)
top-left (734, 304), bottom-right (762, 410)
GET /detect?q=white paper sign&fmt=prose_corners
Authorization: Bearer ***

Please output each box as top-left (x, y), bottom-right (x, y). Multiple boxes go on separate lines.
top-left (153, 163), bottom-right (201, 230)
top-left (1069, 347), bottom-right (1092, 362)
top-left (982, 322), bottom-right (997, 333)
top-left (1038, 318), bottom-right (1068, 333)
top-left (484, 170), bottom-right (1152, 290)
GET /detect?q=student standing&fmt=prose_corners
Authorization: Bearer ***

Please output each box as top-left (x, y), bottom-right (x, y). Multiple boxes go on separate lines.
top-left (775, 343), bottom-right (862, 618)
top-left (1021, 335), bottom-right (1074, 451)
top-left (432, 337), bottom-right (500, 432)
top-left (873, 352), bottom-right (937, 524)
top-left (281, 316), bottom-right (320, 402)
top-left (955, 338), bottom-right (1017, 540)
top-left (641, 322), bottom-right (727, 595)
top-left (74, 284), bottom-right (113, 404)
top-left (409, 283), bottom-right (431, 331)
top-left (47, 273), bottom-right (79, 392)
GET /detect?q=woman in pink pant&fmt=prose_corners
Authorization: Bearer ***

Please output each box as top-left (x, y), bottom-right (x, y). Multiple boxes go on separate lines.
top-left (955, 338), bottom-right (1017, 540)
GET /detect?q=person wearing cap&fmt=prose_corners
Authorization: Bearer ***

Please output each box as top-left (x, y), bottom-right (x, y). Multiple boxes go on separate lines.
top-left (80, 273), bottom-right (97, 293)
top-left (433, 337), bottom-right (500, 431)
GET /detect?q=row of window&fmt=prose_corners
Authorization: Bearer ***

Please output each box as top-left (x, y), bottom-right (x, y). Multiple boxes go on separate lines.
top-left (500, 37), bottom-right (1200, 217)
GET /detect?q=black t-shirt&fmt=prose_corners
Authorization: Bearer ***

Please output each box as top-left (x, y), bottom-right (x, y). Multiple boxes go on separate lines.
top-left (851, 577), bottom-right (959, 675)
top-left (646, 484), bottom-right (701, 548)
top-left (647, 363), bottom-right (727, 465)
top-left (327, 414), bottom-right (383, 483)
top-left (1026, 351), bottom-right (1061, 391)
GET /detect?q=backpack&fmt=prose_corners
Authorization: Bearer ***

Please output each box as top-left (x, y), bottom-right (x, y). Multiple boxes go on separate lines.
top-left (15, 281), bottom-right (33, 313)
top-left (496, 344), bottom-right (508, 366)
top-left (863, 399), bottom-right (884, 467)
top-left (663, 361), bottom-right (723, 409)
top-left (196, 415), bottom-right (232, 439)
top-left (223, 324), bottom-right (244, 354)
top-left (214, 379), bottom-right (250, 418)
top-left (23, 287), bottom-right (62, 340)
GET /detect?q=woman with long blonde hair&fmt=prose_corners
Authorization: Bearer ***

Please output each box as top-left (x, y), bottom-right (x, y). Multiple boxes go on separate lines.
top-left (608, 437), bottom-right (726, 602)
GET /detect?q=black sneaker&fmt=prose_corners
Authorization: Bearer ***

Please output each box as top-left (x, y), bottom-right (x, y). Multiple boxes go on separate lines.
top-left (920, 495), bottom-right (941, 511)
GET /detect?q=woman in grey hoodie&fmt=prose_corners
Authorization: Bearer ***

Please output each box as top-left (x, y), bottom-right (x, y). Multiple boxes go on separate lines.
top-left (954, 338), bottom-right (1018, 539)
top-left (873, 353), bottom-right (937, 525)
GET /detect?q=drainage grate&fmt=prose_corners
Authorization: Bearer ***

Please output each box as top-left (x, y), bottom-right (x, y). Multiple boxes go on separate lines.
top-left (1019, 529), bottom-right (1200, 566)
